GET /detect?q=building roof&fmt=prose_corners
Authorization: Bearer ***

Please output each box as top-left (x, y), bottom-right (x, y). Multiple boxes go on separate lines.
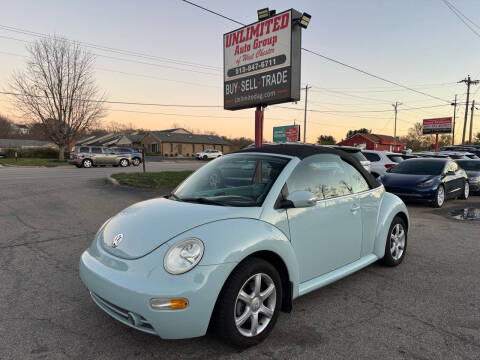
top-left (0, 138), bottom-right (54, 147)
top-left (347, 133), bottom-right (404, 145)
top-left (124, 133), bottom-right (146, 143)
top-left (150, 131), bottom-right (231, 145)
top-left (236, 143), bottom-right (379, 189)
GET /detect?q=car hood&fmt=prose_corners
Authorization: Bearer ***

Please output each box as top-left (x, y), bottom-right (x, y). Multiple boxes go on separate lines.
top-left (100, 198), bottom-right (262, 259)
top-left (381, 173), bottom-right (438, 187)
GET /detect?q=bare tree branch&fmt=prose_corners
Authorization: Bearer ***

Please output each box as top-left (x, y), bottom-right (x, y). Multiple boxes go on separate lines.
top-left (9, 35), bottom-right (107, 160)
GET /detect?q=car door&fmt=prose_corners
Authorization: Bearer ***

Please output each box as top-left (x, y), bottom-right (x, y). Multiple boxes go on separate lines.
top-left (102, 148), bottom-right (118, 165)
top-left (90, 147), bottom-right (104, 164)
top-left (286, 154), bottom-right (363, 282)
top-left (443, 161), bottom-right (461, 198)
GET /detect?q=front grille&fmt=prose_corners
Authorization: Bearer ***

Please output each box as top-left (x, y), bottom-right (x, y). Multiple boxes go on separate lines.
top-left (90, 292), bottom-right (156, 334)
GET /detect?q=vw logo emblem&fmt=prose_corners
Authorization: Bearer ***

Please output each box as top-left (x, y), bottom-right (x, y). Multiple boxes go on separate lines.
top-left (112, 233), bottom-right (123, 248)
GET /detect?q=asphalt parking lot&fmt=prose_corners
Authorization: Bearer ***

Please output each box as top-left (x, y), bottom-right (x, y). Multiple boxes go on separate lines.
top-left (0, 166), bottom-right (479, 359)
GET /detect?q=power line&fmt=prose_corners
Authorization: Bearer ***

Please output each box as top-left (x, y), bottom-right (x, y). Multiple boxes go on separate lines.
top-left (181, 0), bottom-right (245, 26)
top-left (0, 91), bottom-right (223, 108)
top-left (441, 0), bottom-right (480, 39)
top-left (0, 24), bottom-right (221, 71)
top-left (0, 34), bottom-right (221, 76)
top-left (301, 48), bottom-right (450, 104)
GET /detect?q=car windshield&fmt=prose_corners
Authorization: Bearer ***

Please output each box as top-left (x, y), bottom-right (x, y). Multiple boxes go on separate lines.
top-left (173, 154), bottom-right (290, 206)
top-left (387, 154), bottom-right (404, 163)
top-left (389, 160), bottom-right (445, 175)
top-left (457, 161), bottom-right (480, 171)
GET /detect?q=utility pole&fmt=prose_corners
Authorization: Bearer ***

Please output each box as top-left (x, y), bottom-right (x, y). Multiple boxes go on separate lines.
top-left (459, 76), bottom-right (479, 144)
top-left (303, 85), bottom-right (311, 143)
top-left (469, 100), bottom-right (476, 143)
top-left (451, 95), bottom-right (457, 145)
top-left (392, 102), bottom-right (402, 151)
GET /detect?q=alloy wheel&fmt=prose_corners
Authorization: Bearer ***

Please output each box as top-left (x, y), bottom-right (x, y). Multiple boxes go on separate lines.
top-left (234, 273), bottom-right (276, 337)
top-left (437, 186), bottom-right (445, 207)
top-left (120, 159), bottom-right (128, 167)
top-left (390, 223), bottom-right (406, 261)
top-left (83, 159), bottom-right (92, 168)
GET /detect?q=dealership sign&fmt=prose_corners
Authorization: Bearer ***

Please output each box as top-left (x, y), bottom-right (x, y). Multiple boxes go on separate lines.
top-left (273, 125), bottom-right (300, 142)
top-left (422, 117), bottom-right (452, 135)
top-left (223, 9), bottom-right (302, 110)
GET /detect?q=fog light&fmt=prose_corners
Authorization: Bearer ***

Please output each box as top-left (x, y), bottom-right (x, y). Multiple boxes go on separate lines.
top-left (150, 298), bottom-right (188, 310)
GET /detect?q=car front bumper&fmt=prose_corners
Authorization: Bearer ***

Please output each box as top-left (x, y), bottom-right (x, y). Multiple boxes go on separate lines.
top-left (79, 239), bottom-right (236, 339)
top-left (384, 185), bottom-right (437, 203)
top-left (470, 181), bottom-right (480, 193)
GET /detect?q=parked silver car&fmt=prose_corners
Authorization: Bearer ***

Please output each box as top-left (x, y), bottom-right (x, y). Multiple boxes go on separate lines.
top-left (362, 150), bottom-right (404, 177)
top-left (111, 147), bottom-right (143, 166)
top-left (69, 146), bottom-right (130, 168)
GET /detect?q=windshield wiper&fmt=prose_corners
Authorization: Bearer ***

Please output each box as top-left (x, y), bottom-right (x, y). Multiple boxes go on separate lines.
top-left (180, 197), bottom-right (227, 206)
top-left (165, 193), bottom-right (183, 201)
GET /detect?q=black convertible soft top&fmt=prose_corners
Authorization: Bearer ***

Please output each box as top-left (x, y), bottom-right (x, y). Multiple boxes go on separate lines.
top-left (235, 144), bottom-right (380, 189)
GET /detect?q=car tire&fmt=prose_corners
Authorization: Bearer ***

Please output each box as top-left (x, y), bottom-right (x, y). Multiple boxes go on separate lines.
top-left (119, 159), bottom-right (129, 167)
top-left (381, 216), bottom-right (407, 266)
top-left (213, 257), bottom-right (282, 348)
top-left (432, 185), bottom-right (445, 208)
top-left (203, 155), bottom-right (208, 160)
top-left (132, 158), bottom-right (141, 166)
top-left (460, 181), bottom-right (469, 200)
top-left (82, 159), bottom-right (92, 168)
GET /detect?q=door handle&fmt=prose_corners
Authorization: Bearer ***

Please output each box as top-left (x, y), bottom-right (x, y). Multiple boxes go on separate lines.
top-left (351, 204), bottom-right (360, 213)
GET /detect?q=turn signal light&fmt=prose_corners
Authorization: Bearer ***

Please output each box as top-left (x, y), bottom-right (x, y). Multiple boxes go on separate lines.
top-left (150, 298), bottom-right (188, 310)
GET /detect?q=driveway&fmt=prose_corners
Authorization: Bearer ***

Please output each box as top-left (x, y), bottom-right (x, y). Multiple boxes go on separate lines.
top-left (0, 168), bottom-right (479, 359)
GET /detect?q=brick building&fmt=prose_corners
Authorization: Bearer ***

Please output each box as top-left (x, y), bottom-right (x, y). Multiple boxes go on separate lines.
top-left (338, 133), bottom-right (405, 152)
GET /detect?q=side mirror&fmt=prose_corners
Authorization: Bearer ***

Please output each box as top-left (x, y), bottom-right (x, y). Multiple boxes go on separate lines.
top-left (283, 190), bottom-right (317, 208)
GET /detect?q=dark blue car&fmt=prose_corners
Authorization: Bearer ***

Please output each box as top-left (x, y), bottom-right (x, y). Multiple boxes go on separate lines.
top-left (380, 158), bottom-right (469, 207)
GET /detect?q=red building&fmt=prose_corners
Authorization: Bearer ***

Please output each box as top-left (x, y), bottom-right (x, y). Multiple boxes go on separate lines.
top-left (339, 133), bottom-right (406, 153)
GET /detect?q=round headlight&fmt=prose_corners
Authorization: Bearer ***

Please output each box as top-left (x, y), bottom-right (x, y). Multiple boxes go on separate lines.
top-left (163, 238), bottom-right (204, 275)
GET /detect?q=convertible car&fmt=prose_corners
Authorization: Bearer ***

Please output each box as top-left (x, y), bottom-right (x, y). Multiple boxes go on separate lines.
top-left (80, 144), bottom-right (409, 347)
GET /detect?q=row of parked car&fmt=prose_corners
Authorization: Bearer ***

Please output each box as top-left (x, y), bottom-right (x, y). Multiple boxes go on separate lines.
top-left (344, 145), bottom-right (480, 208)
top-left (69, 146), bottom-right (143, 168)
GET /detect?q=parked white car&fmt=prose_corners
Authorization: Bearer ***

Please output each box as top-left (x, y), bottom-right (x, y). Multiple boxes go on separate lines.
top-left (362, 150), bottom-right (404, 177)
top-left (195, 149), bottom-right (222, 160)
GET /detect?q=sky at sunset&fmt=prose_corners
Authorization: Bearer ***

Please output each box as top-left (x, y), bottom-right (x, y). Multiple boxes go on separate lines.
top-left (1, 0), bottom-right (480, 143)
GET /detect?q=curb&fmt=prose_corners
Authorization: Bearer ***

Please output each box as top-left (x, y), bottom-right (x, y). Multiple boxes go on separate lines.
top-left (107, 175), bottom-right (120, 186)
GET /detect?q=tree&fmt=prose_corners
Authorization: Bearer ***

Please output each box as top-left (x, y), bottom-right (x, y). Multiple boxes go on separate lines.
top-left (400, 122), bottom-right (452, 151)
top-left (0, 114), bottom-right (13, 138)
top-left (316, 135), bottom-right (336, 145)
top-left (10, 36), bottom-right (106, 160)
top-left (345, 128), bottom-right (371, 139)
top-left (474, 132), bottom-right (480, 145)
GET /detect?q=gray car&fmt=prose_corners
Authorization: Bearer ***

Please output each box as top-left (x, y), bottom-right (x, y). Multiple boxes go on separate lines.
top-left (456, 159), bottom-right (480, 193)
top-left (111, 147), bottom-right (143, 166)
top-left (69, 146), bottom-right (130, 168)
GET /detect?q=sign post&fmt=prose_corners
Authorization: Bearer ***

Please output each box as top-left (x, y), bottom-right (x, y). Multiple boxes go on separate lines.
top-left (223, 9), bottom-right (307, 147)
top-left (422, 117), bottom-right (452, 152)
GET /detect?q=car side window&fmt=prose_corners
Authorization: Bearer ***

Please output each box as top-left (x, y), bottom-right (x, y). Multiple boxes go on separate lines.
top-left (363, 152), bottom-right (380, 162)
top-left (80, 147), bottom-right (89, 153)
top-left (342, 161), bottom-right (370, 193)
top-left (91, 147), bottom-right (102, 154)
top-left (286, 154), bottom-right (353, 200)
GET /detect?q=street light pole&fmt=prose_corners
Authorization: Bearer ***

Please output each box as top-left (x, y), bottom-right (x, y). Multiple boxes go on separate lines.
top-left (392, 101), bottom-right (402, 151)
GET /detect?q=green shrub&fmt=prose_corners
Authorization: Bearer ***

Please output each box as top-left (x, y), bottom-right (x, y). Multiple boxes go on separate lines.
top-left (164, 153), bottom-right (169, 157)
top-left (4, 148), bottom-right (60, 158)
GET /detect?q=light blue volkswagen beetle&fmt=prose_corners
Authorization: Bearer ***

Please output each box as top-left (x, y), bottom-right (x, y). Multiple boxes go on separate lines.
top-left (80, 144), bottom-right (409, 347)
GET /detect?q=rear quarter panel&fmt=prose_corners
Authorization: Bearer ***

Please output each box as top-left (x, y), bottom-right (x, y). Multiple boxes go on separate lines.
top-left (373, 190), bottom-right (409, 258)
